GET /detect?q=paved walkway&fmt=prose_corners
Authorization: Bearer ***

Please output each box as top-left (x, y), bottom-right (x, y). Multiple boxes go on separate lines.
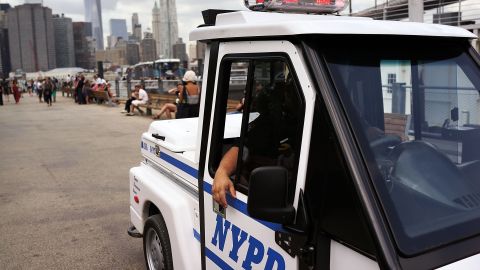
top-left (0, 95), bottom-right (152, 269)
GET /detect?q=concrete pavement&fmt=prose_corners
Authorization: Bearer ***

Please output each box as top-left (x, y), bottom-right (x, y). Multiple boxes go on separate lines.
top-left (0, 95), bottom-right (151, 269)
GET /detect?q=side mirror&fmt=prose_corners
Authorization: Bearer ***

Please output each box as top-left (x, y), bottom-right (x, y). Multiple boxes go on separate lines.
top-left (247, 166), bottom-right (295, 224)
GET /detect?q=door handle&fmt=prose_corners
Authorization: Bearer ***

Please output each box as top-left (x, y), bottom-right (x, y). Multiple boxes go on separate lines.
top-left (213, 200), bottom-right (226, 218)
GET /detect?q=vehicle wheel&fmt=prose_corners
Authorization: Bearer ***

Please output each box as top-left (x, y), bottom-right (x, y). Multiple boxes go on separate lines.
top-left (143, 214), bottom-right (174, 270)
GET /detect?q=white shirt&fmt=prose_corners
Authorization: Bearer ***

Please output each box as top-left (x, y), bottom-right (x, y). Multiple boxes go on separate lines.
top-left (138, 89), bottom-right (148, 102)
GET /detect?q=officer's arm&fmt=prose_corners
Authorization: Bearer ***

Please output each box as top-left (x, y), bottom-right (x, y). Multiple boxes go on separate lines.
top-left (212, 146), bottom-right (238, 208)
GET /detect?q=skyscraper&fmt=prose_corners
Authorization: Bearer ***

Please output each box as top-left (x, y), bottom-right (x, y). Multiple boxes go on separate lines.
top-left (110, 19), bottom-right (128, 41)
top-left (152, 1), bottom-right (161, 58)
top-left (7, 3), bottom-right (56, 72)
top-left (152, 0), bottom-right (178, 58)
top-left (126, 42), bottom-right (140, 65)
top-left (141, 32), bottom-right (156, 62)
top-left (132, 13), bottom-right (142, 41)
top-left (0, 4), bottom-right (11, 77)
top-left (53, 14), bottom-right (75, 68)
top-left (84, 0), bottom-right (104, 50)
top-left (73, 22), bottom-right (95, 69)
top-left (173, 38), bottom-right (187, 63)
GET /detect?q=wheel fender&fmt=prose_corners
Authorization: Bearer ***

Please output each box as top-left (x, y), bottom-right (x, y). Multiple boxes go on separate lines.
top-left (131, 165), bottom-right (201, 270)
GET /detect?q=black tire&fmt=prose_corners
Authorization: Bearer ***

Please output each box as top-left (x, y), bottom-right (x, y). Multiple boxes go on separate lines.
top-left (143, 214), bottom-right (174, 270)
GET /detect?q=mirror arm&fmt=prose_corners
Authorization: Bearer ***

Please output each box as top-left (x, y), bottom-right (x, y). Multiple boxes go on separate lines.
top-left (283, 189), bottom-right (310, 233)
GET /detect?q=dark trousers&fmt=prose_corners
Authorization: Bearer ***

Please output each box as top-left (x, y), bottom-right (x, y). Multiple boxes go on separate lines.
top-left (76, 88), bottom-right (84, 104)
top-left (0, 92), bottom-right (3, 105)
top-left (44, 93), bottom-right (52, 105)
top-left (124, 97), bottom-right (136, 112)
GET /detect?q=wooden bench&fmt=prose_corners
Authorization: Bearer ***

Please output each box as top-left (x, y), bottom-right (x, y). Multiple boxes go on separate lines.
top-left (137, 93), bottom-right (177, 115)
top-left (134, 94), bottom-right (241, 116)
top-left (384, 113), bottom-right (411, 141)
top-left (92, 90), bottom-right (116, 107)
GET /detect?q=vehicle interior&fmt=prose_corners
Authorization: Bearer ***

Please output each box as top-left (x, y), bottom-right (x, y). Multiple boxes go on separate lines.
top-left (317, 35), bottom-right (480, 256)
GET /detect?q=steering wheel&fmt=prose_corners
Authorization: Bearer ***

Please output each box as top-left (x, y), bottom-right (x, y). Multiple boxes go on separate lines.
top-left (369, 135), bottom-right (402, 193)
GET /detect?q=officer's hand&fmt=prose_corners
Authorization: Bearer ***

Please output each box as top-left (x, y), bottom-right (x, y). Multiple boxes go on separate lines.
top-left (212, 172), bottom-right (236, 208)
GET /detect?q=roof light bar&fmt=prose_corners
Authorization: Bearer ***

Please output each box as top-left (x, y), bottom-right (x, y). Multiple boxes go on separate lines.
top-left (244, 0), bottom-right (348, 14)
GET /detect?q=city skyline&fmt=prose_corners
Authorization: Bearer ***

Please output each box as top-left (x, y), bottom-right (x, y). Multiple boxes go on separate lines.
top-left (4, 0), bottom-right (247, 46)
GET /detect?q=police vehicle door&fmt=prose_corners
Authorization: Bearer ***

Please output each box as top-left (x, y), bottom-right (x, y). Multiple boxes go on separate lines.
top-left (200, 40), bottom-right (315, 269)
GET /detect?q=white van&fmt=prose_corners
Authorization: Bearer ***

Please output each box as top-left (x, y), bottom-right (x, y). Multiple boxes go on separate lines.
top-left (128, 1), bottom-right (480, 269)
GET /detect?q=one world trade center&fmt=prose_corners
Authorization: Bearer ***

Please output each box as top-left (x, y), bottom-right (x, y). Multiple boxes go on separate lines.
top-left (84, 0), bottom-right (104, 50)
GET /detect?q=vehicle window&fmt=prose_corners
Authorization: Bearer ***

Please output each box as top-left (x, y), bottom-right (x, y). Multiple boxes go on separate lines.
top-left (317, 36), bottom-right (480, 256)
top-left (235, 60), bottom-right (304, 196)
top-left (209, 57), bottom-right (305, 199)
top-left (209, 60), bottom-right (250, 175)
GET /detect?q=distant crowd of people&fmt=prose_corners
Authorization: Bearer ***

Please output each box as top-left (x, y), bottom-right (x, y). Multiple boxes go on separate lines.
top-left (1, 70), bottom-right (202, 121)
top-left (0, 77), bottom-right (61, 106)
top-left (63, 73), bottom-right (115, 105)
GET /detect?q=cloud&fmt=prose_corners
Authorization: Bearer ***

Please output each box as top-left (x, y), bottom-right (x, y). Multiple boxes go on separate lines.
top-left (10, 0), bottom-right (433, 46)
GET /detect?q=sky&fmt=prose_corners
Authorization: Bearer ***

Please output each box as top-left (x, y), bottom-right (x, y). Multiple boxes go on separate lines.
top-left (2, 0), bottom-right (381, 45)
top-left (3, 0), bottom-right (249, 45)
top-left (4, 0), bottom-right (480, 46)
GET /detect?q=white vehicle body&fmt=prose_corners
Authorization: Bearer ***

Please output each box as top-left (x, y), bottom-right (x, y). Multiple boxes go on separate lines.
top-left (129, 10), bottom-right (480, 270)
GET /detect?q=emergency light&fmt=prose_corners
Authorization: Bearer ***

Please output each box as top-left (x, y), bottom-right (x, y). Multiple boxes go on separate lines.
top-left (244, 0), bottom-right (348, 14)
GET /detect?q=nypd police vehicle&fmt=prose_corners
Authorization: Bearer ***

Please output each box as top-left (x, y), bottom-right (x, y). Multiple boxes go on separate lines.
top-left (128, 0), bottom-right (480, 269)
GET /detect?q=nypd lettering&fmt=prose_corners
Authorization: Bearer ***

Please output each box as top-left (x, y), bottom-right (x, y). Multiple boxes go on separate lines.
top-left (141, 141), bottom-right (161, 157)
top-left (211, 215), bottom-right (286, 270)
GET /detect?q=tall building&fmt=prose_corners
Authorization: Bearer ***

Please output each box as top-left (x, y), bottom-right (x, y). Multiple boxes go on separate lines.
top-left (110, 19), bottom-right (128, 41)
top-left (107, 35), bottom-right (118, 49)
top-left (161, 0), bottom-right (178, 59)
top-left (152, 1), bottom-right (161, 58)
top-left (0, 4), bottom-right (11, 77)
top-left (73, 22), bottom-right (95, 69)
top-left (172, 38), bottom-right (187, 63)
top-left (84, 0), bottom-right (104, 50)
top-left (141, 32), bottom-right (156, 62)
top-left (132, 13), bottom-right (142, 41)
top-left (126, 42), bottom-right (140, 65)
top-left (96, 47), bottom-right (127, 66)
top-left (7, 3), bottom-right (56, 72)
top-left (189, 44), bottom-right (197, 60)
top-left (0, 4), bottom-right (9, 28)
top-left (53, 14), bottom-right (75, 68)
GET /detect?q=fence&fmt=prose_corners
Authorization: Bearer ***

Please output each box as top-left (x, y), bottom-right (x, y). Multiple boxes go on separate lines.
top-left (115, 79), bottom-right (183, 98)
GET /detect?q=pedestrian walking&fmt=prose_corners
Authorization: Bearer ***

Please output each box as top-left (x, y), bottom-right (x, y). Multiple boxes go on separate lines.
top-left (36, 79), bottom-right (43, 103)
top-left (2, 78), bottom-right (10, 102)
top-left (12, 80), bottom-right (21, 104)
top-left (0, 80), bottom-right (3, 106)
top-left (43, 77), bottom-right (53, 107)
top-left (27, 79), bottom-right (33, 96)
top-left (75, 75), bottom-right (85, 104)
top-left (52, 77), bottom-right (58, 103)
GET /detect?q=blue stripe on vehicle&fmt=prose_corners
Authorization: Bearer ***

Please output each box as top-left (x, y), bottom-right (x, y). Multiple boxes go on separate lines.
top-left (193, 229), bottom-right (234, 270)
top-left (193, 228), bottom-right (200, 241)
top-left (203, 181), bottom-right (284, 232)
top-left (160, 152), bottom-right (198, 178)
top-left (205, 247), bottom-right (234, 270)
top-left (161, 153), bottom-right (284, 232)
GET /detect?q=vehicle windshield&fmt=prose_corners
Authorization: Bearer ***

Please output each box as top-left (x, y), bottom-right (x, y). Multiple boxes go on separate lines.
top-left (313, 36), bottom-right (480, 255)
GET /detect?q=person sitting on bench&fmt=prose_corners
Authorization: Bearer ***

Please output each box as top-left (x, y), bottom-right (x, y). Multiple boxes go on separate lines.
top-left (125, 84), bottom-right (148, 116)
